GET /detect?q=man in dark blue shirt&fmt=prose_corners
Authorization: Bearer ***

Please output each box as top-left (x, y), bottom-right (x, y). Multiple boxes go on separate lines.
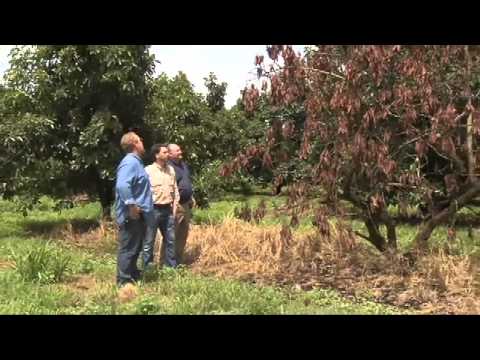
top-left (115, 131), bottom-right (154, 287)
top-left (167, 144), bottom-right (194, 264)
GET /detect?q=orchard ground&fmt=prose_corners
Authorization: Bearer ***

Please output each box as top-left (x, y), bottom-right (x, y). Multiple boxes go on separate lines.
top-left (0, 190), bottom-right (479, 314)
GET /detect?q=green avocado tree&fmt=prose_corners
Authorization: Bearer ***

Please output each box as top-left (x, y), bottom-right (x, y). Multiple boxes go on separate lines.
top-left (0, 45), bottom-right (155, 219)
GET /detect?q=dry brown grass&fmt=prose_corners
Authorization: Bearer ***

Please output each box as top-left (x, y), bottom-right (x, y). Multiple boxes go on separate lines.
top-left (0, 259), bottom-right (15, 271)
top-left (188, 217), bottom-right (371, 287)
top-left (60, 274), bottom-right (99, 296)
top-left (46, 214), bottom-right (480, 313)
top-left (408, 251), bottom-right (479, 313)
top-left (186, 217), bottom-right (480, 314)
top-left (55, 221), bottom-right (118, 254)
top-left (118, 283), bottom-right (139, 303)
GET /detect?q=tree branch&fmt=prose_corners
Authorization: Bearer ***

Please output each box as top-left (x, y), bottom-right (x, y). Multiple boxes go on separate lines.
top-left (354, 231), bottom-right (370, 241)
top-left (308, 69), bottom-right (346, 81)
top-left (427, 142), bottom-right (467, 175)
top-left (340, 168), bottom-right (367, 210)
top-left (415, 179), bottom-right (480, 248)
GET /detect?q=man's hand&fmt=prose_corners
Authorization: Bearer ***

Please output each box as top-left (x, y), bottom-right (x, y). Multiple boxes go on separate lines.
top-left (172, 203), bottom-right (177, 218)
top-left (128, 204), bottom-right (141, 220)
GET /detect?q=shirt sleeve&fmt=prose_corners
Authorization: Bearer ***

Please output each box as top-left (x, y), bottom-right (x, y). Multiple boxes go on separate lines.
top-left (144, 165), bottom-right (152, 182)
top-left (172, 167), bottom-right (180, 205)
top-left (116, 161), bottom-right (138, 206)
top-left (186, 163), bottom-right (193, 177)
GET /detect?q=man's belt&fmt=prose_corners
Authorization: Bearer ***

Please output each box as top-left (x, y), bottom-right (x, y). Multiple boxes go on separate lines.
top-left (154, 203), bottom-right (172, 209)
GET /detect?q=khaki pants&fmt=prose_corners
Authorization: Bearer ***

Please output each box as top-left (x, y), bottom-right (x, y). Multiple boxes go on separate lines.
top-left (159, 202), bottom-right (191, 265)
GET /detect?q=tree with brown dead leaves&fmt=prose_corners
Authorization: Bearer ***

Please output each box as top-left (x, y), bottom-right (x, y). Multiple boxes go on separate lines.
top-left (224, 45), bottom-right (480, 253)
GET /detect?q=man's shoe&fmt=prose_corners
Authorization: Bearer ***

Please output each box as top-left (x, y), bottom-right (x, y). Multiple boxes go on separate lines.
top-left (132, 269), bottom-right (143, 281)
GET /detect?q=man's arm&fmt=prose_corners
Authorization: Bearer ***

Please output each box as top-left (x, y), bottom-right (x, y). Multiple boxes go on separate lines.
top-left (186, 163), bottom-right (195, 208)
top-left (116, 161), bottom-right (141, 219)
top-left (172, 169), bottom-right (180, 217)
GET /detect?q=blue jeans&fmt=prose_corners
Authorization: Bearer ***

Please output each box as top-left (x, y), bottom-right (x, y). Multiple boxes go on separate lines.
top-left (143, 205), bottom-right (177, 268)
top-left (117, 217), bottom-right (146, 286)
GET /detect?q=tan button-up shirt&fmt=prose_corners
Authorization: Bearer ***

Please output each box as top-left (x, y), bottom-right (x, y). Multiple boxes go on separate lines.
top-left (145, 163), bottom-right (180, 206)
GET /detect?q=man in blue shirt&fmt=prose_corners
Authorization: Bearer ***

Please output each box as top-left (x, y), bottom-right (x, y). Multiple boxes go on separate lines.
top-left (115, 131), bottom-right (154, 287)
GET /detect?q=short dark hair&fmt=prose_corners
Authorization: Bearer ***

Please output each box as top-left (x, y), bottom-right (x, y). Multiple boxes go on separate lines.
top-left (150, 143), bottom-right (168, 158)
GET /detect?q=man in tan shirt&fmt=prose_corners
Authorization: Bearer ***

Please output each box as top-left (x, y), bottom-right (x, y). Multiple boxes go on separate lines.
top-left (143, 144), bottom-right (180, 269)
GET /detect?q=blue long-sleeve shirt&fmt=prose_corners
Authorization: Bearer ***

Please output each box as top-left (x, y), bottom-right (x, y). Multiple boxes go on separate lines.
top-left (115, 153), bottom-right (154, 225)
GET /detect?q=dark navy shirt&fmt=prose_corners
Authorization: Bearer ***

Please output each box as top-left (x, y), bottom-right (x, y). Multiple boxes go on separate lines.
top-left (115, 153), bottom-right (154, 225)
top-left (168, 160), bottom-right (193, 204)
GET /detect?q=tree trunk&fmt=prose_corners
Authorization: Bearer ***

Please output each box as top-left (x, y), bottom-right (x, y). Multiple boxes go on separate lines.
top-left (100, 197), bottom-right (113, 220)
top-left (380, 210), bottom-right (397, 250)
top-left (94, 169), bottom-right (114, 221)
top-left (364, 217), bottom-right (387, 252)
top-left (414, 181), bottom-right (480, 249)
top-left (99, 181), bottom-right (114, 221)
top-left (272, 178), bottom-right (285, 196)
top-left (467, 112), bottom-right (475, 181)
top-left (385, 222), bottom-right (397, 250)
top-left (464, 45), bottom-right (476, 185)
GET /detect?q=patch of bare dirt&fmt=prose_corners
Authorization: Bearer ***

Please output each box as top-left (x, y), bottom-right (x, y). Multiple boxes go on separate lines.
top-left (64, 275), bottom-right (99, 293)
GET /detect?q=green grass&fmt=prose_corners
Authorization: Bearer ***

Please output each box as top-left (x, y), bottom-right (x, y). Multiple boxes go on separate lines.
top-left (193, 193), bottom-right (312, 230)
top-left (0, 259), bottom-right (403, 315)
top-left (193, 192), bottom-right (288, 225)
top-left (9, 240), bottom-right (71, 284)
top-left (124, 267), bottom-right (403, 315)
top-left (0, 195), bottom-right (406, 314)
top-left (0, 197), bottom-right (100, 239)
top-left (0, 234), bottom-right (402, 314)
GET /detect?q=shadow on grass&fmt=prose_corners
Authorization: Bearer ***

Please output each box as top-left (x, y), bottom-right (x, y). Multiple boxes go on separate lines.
top-left (23, 218), bottom-right (101, 237)
top-left (183, 244), bottom-right (202, 266)
top-left (142, 269), bottom-right (160, 283)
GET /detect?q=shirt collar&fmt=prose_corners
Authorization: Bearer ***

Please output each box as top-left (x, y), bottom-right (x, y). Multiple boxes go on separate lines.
top-left (154, 161), bottom-right (169, 171)
top-left (169, 159), bottom-right (183, 167)
top-left (128, 152), bottom-right (143, 163)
